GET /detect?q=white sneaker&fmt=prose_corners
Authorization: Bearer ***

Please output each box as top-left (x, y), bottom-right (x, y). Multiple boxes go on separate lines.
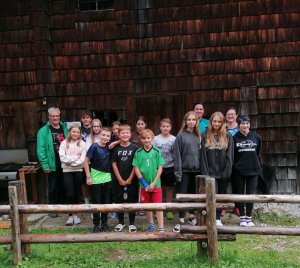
top-left (66, 217), bottom-right (74, 226)
top-left (216, 219), bottom-right (223, 226)
top-left (188, 217), bottom-right (197, 226)
top-left (247, 221), bottom-right (256, 227)
top-left (73, 215), bottom-right (81, 225)
top-left (114, 223), bottom-right (126, 232)
top-left (240, 221), bottom-right (247, 227)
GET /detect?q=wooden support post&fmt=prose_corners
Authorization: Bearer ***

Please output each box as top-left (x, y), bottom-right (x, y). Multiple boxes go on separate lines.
top-left (9, 180), bottom-right (31, 255)
top-left (205, 177), bottom-right (218, 264)
top-left (8, 186), bottom-right (22, 265)
top-left (196, 175), bottom-right (207, 257)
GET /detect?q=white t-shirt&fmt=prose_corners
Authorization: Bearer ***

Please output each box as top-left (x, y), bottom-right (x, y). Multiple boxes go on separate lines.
top-left (152, 134), bottom-right (176, 168)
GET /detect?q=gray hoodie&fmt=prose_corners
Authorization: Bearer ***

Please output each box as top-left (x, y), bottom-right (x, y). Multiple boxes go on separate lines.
top-left (173, 130), bottom-right (208, 181)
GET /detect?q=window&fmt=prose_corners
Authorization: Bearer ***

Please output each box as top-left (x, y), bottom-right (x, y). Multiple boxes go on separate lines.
top-left (78, 0), bottom-right (114, 11)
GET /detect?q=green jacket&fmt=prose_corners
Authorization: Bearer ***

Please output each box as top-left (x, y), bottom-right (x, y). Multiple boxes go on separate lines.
top-left (36, 121), bottom-right (68, 171)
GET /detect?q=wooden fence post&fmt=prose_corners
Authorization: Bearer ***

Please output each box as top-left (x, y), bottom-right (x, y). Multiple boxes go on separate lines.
top-left (205, 177), bottom-right (218, 264)
top-left (196, 175), bottom-right (207, 257)
top-left (8, 185), bottom-right (22, 265)
top-left (9, 180), bottom-right (31, 255)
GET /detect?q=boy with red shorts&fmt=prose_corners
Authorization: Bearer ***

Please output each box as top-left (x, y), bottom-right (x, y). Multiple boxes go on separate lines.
top-left (132, 129), bottom-right (165, 232)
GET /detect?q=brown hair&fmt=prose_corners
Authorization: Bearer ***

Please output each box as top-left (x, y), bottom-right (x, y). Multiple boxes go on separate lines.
top-left (160, 118), bottom-right (172, 126)
top-left (111, 121), bottom-right (121, 127)
top-left (205, 112), bottom-right (229, 149)
top-left (136, 116), bottom-right (147, 124)
top-left (180, 111), bottom-right (201, 143)
top-left (80, 110), bottom-right (93, 119)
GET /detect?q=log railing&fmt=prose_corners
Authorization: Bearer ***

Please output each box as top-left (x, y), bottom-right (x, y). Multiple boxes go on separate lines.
top-left (2, 177), bottom-right (300, 266)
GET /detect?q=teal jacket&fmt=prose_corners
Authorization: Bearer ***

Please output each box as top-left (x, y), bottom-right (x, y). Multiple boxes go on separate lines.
top-left (36, 121), bottom-right (68, 171)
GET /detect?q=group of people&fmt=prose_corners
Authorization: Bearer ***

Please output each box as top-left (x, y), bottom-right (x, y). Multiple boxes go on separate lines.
top-left (36, 103), bottom-right (262, 233)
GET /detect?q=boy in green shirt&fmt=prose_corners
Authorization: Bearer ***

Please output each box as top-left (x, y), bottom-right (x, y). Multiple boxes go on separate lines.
top-left (132, 129), bottom-right (165, 232)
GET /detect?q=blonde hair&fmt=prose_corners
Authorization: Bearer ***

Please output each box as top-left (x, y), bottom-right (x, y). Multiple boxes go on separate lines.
top-left (140, 129), bottom-right (154, 139)
top-left (180, 111), bottom-right (201, 143)
top-left (205, 112), bottom-right (229, 149)
top-left (119, 124), bottom-right (131, 133)
top-left (91, 118), bottom-right (102, 144)
top-left (66, 125), bottom-right (82, 148)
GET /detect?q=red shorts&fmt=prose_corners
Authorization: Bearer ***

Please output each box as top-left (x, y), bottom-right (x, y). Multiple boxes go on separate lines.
top-left (140, 188), bottom-right (162, 203)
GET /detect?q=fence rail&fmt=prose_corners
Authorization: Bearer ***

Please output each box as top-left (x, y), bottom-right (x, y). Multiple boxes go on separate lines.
top-left (2, 177), bottom-right (300, 266)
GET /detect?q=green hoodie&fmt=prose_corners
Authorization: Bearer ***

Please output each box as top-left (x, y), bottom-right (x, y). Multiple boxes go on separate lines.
top-left (36, 121), bottom-right (68, 171)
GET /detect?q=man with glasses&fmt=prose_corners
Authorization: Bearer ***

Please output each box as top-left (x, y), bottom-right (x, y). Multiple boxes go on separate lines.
top-left (37, 107), bottom-right (68, 217)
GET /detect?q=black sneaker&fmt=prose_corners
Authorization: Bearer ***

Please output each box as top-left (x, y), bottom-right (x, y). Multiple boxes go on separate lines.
top-left (102, 223), bottom-right (110, 232)
top-left (92, 225), bottom-right (101, 233)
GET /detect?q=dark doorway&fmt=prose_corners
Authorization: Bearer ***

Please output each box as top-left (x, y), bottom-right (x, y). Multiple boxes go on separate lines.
top-left (93, 109), bottom-right (126, 127)
top-left (135, 94), bottom-right (186, 135)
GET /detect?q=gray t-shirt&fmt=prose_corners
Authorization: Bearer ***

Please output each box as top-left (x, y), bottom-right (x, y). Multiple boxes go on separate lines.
top-left (153, 134), bottom-right (176, 168)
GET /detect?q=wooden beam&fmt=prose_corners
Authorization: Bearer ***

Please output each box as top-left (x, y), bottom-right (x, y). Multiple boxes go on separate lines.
top-left (196, 176), bottom-right (207, 257)
top-left (176, 194), bottom-right (300, 203)
top-left (16, 203), bottom-right (229, 214)
top-left (20, 232), bottom-right (207, 243)
top-left (0, 233), bottom-right (236, 245)
top-left (205, 178), bottom-right (218, 264)
top-left (9, 180), bottom-right (31, 255)
top-left (181, 226), bottom-right (300, 236)
top-left (8, 186), bottom-right (22, 265)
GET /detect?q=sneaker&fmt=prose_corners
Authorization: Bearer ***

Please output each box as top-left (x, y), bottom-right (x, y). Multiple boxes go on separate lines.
top-left (216, 219), bottom-right (223, 226)
top-left (73, 215), bottom-right (81, 225)
top-left (102, 223), bottom-right (110, 232)
top-left (246, 216), bottom-right (256, 227)
top-left (158, 227), bottom-right (165, 233)
top-left (128, 225), bottom-right (137, 233)
top-left (146, 223), bottom-right (155, 232)
top-left (172, 222), bottom-right (183, 233)
top-left (188, 217), bottom-right (197, 226)
top-left (48, 213), bottom-right (58, 218)
top-left (247, 221), bottom-right (256, 227)
top-left (240, 216), bottom-right (247, 227)
top-left (66, 217), bottom-right (74, 226)
top-left (92, 225), bottom-right (101, 233)
top-left (114, 223), bottom-right (126, 232)
top-left (166, 211), bottom-right (174, 220)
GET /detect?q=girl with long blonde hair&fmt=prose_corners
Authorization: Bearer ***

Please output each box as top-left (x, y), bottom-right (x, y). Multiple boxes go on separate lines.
top-left (59, 124), bottom-right (86, 226)
top-left (204, 112), bottom-right (234, 226)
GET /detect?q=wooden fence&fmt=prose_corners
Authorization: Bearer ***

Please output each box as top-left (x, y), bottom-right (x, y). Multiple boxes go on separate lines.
top-left (1, 177), bottom-right (300, 265)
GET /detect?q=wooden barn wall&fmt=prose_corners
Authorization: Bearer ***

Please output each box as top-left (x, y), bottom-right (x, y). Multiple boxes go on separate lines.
top-left (0, 0), bottom-right (299, 193)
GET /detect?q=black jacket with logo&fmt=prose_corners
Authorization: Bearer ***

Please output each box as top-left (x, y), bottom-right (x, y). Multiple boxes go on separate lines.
top-left (233, 130), bottom-right (262, 176)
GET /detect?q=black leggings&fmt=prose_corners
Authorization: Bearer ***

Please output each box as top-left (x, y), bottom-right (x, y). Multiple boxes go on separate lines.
top-left (177, 172), bottom-right (198, 219)
top-left (215, 179), bottom-right (228, 219)
top-left (63, 172), bottom-right (82, 205)
top-left (232, 174), bottom-right (258, 217)
top-left (91, 181), bottom-right (112, 225)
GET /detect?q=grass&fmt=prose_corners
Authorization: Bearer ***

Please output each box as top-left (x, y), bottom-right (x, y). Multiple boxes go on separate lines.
top-left (0, 210), bottom-right (299, 268)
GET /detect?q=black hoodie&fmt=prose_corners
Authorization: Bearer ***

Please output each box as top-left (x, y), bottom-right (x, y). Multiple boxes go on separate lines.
top-left (233, 130), bottom-right (262, 176)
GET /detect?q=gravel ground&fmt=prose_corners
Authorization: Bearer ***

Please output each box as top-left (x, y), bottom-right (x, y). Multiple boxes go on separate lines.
top-left (254, 203), bottom-right (300, 217)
